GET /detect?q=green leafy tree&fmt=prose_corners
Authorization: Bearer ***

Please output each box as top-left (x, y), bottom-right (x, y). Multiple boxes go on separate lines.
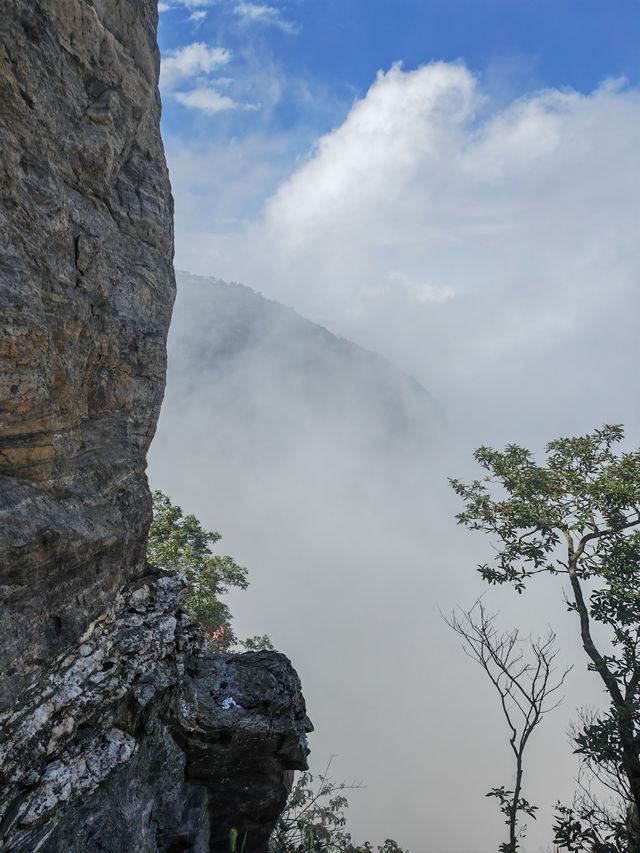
top-left (147, 490), bottom-right (249, 643)
top-left (450, 425), bottom-right (640, 850)
top-left (269, 763), bottom-right (408, 853)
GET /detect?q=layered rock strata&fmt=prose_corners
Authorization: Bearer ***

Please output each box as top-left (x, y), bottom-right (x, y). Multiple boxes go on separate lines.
top-left (0, 0), bottom-right (175, 703)
top-left (0, 2), bottom-right (310, 850)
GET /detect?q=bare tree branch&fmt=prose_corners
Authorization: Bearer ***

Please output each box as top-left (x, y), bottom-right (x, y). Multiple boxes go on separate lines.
top-left (444, 600), bottom-right (571, 853)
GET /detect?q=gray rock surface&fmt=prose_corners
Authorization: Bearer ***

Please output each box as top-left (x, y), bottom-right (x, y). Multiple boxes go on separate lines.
top-left (0, 572), bottom-right (310, 852)
top-left (0, 0), bottom-right (175, 703)
top-left (0, 2), bottom-right (310, 850)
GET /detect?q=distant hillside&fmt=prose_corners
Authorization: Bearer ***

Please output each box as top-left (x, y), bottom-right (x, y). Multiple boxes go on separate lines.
top-left (157, 271), bottom-right (441, 463)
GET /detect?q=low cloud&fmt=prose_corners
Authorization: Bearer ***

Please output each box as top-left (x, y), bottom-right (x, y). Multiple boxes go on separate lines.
top-left (160, 41), bottom-right (256, 116)
top-left (170, 61), bottom-right (640, 444)
top-left (160, 42), bottom-right (231, 89)
top-left (233, 2), bottom-right (300, 34)
top-left (174, 85), bottom-right (257, 114)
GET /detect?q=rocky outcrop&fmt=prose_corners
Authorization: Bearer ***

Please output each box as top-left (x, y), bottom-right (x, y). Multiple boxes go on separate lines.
top-left (178, 650), bottom-right (310, 853)
top-left (0, 571), bottom-right (310, 852)
top-left (0, 2), bottom-right (310, 850)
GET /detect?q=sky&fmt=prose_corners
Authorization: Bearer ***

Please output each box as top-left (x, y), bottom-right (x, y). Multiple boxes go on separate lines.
top-left (157, 0), bottom-right (640, 441)
top-left (153, 3), bottom-right (640, 851)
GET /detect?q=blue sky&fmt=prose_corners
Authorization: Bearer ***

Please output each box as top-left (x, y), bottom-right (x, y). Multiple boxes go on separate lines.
top-left (157, 0), bottom-right (640, 263)
top-left (159, 0), bottom-right (640, 145)
top-left (156, 0), bottom-right (640, 436)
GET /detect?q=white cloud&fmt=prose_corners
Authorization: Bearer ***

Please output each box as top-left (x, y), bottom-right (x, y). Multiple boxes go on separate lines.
top-left (161, 42), bottom-right (231, 89)
top-left (264, 62), bottom-right (477, 251)
top-left (173, 86), bottom-right (256, 114)
top-left (171, 61), bottom-right (640, 440)
top-left (233, 2), bottom-right (299, 34)
top-left (160, 41), bottom-right (246, 116)
top-left (388, 272), bottom-right (455, 305)
top-left (158, 0), bottom-right (213, 9)
top-left (188, 10), bottom-right (208, 22)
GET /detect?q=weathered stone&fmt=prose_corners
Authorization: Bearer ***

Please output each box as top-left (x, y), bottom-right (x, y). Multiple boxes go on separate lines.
top-left (176, 651), bottom-right (311, 853)
top-left (0, 573), bottom-right (311, 852)
top-left (0, 0), bottom-right (175, 704)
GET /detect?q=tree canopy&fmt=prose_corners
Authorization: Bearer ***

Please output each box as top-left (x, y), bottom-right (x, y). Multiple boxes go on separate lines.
top-left (147, 490), bottom-right (248, 643)
top-left (451, 425), bottom-right (640, 850)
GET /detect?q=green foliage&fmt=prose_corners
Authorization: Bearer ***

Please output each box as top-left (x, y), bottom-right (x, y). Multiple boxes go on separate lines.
top-left (269, 764), bottom-right (408, 853)
top-left (552, 800), bottom-right (629, 852)
top-left (451, 425), bottom-right (640, 850)
top-left (147, 490), bottom-right (248, 640)
top-left (241, 634), bottom-right (275, 651)
top-left (450, 424), bottom-right (640, 592)
top-left (486, 786), bottom-right (538, 853)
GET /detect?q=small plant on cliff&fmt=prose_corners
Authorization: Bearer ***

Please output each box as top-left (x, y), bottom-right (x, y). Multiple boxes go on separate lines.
top-left (229, 827), bottom-right (249, 852)
top-left (269, 762), bottom-right (408, 853)
top-left (147, 490), bottom-right (249, 645)
top-left (242, 633), bottom-right (275, 651)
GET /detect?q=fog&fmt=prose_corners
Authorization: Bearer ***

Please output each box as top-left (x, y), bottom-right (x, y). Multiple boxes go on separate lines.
top-left (150, 63), bottom-right (640, 851)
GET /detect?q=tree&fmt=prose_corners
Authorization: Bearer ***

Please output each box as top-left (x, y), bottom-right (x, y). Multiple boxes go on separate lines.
top-left (450, 425), bottom-right (640, 850)
top-left (269, 761), bottom-right (408, 853)
top-left (552, 705), bottom-right (635, 852)
top-left (242, 634), bottom-right (275, 651)
top-left (147, 490), bottom-right (249, 645)
top-left (446, 601), bottom-right (570, 852)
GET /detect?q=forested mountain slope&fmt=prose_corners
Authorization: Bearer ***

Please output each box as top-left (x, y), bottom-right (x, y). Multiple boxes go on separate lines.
top-left (156, 271), bottom-right (442, 468)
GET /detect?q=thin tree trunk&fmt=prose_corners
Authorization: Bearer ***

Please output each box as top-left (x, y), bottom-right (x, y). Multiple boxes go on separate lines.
top-left (568, 568), bottom-right (640, 846)
top-left (508, 755), bottom-right (523, 852)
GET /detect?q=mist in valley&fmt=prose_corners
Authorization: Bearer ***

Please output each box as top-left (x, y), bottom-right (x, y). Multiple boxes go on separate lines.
top-left (149, 274), bottom-right (637, 851)
top-left (150, 54), bottom-right (640, 853)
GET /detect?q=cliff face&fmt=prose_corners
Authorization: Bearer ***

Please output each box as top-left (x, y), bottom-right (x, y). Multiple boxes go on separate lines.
top-left (0, 0), bottom-right (175, 705)
top-left (0, 3), bottom-right (309, 850)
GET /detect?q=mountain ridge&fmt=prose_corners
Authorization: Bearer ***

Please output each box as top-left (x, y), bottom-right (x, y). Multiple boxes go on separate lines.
top-left (165, 271), bottom-right (443, 461)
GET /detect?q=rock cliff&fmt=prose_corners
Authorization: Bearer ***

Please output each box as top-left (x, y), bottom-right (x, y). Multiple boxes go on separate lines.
top-left (0, 0), bottom-right (174, 708)
top-left (0, 2), bottom-right (309, 850)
